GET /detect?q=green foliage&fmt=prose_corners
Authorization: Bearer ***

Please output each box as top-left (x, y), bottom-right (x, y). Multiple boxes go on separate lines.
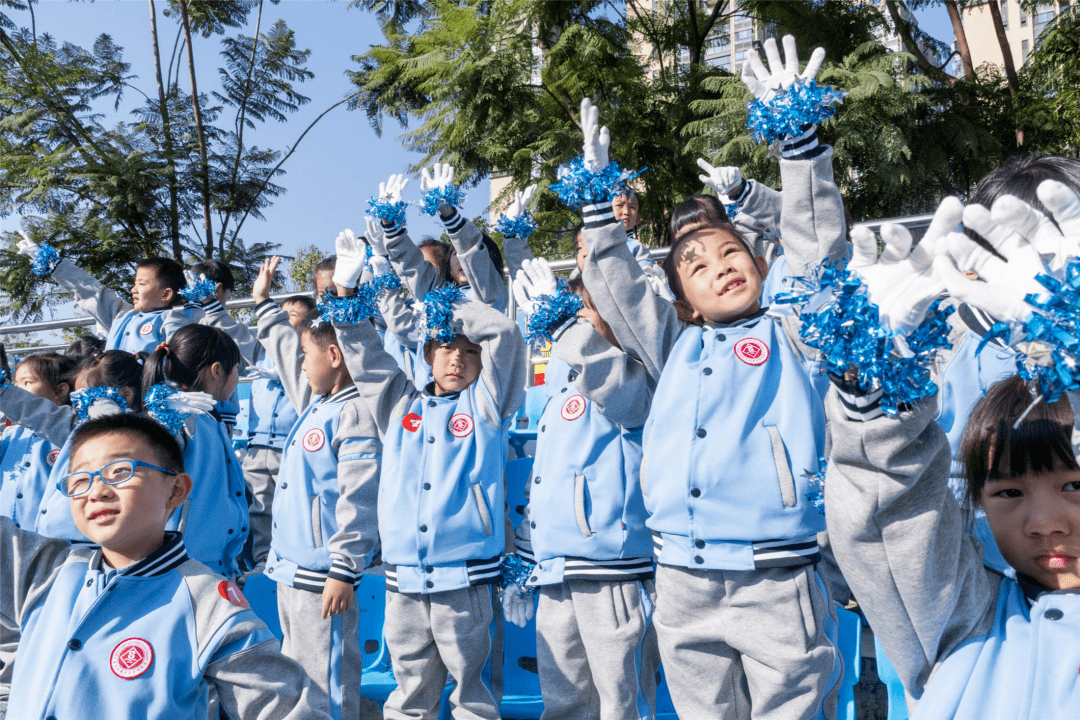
top-left (287, 243), bottom-right (326, 293)
top-left (1019, 11), bottom-right (1080, 153)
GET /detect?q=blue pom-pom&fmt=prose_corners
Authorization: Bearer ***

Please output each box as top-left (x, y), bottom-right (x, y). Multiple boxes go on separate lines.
top-left (550, 157), bottom-right (645, 210)
top-left (725, 202), bottom-right (740, 220)
top-left (746, 80), bottom-right (845, 145)
top-left (373, 272), bottom-right (402, 295)
top-left (0, 367), bottom-right (11, 387)
top-left (143, 383), bottom-right (185, 438)
top-left (31, 244), bottom-right (61, 277)
top-left (368, 196), bottom-right (409, 227)
top-left (70, 386), bottom-right (129, 423)
top-left (419, 284), bottom-right (466, 343)
top-left (776, 258), bottom-right (953, 416)
top-left (180, 277), bottom-right (217, 304)
top-left (494, 212), bottom-right (537, 240)
top-left (420, 185), bottom-right (467, 217)
top-left (318, 282), bottom-right (381, 326)
top-left (498, 554), bottom-right (537, 596)
top-left (525, 278), bottom-right (583, 344)
top-left (804, 457), bottom-right (827, 515)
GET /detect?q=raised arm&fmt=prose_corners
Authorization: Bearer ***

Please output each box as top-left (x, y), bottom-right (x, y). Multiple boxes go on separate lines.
top-left (0, 386), bottom-right (76, 447)
top-left (333, 316), bottom-right (418, 438)
top-left (498, 185), bottom-right (539, 281)
top-left (252, 258), bottom-right (311, 413)
top-left (49, 259), bottom-right (130, 331)
top-left (455, 297), bottom-right (527, 425)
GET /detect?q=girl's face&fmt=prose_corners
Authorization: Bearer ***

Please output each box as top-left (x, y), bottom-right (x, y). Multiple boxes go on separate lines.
top-left (14, 364), bottom-right (68, 405)
top-left (574, 232), bottom-right (588, 272)
top-left (198, 362), bottom-right (239, 402)
top-left (672, 229), bottom-right (767, 324)
top-left (448, 250), bottom-right (468, 285)
top-left (981, 467), bottom-right (1080, 590)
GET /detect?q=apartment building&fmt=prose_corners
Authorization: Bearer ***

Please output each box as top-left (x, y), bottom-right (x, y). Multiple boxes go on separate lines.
top-left (962, 0), bottom-right (1074, 69)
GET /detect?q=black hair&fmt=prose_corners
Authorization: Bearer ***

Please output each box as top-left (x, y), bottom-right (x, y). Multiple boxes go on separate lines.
top-left (69, 413), bottom-right (185, 475)
top-left (16, 353), bottom-right (75, 396)
top-left (282, 294), bottom-right (317, 313)
top-left (479, 233), bottom-right (505, 279)
top-left (297, 308), bottom-right (340, 350)
top-left (667, 194), bottom-right (733, 248)
top-left (959, 375), bottom-right (1078, 516)
top-left (64, 336), bottom-right (105, 364)
top-left (967, 154), bottom-right (1080, 253)
top-left (141, 324), bottom-right (241, 393)
top-left (418, 239), bottom-right (453, 282)
top-left (75, 350), bottom-right (145, 412)
top-left (189, 259), bottom-right (236, 292)
top-left (135, 257), bottom-right (187, 306)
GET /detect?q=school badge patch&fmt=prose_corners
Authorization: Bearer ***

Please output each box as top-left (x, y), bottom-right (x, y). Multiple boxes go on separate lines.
top-left (46, 449), bottom-right (60, 466)
top-left (138, 321), bottom-right (155, 336)
top-left (302, 428), bottom-right (325, 452)
top-left (402, 413), bottom-right (422, 432)
top-left (218, 580), bottom-right (251, 608)
top-left (448, 413), bottom-right (474, 438)
top-left (110, 638), bottom-right (153, 679)
top-left (734, 338), bottom-right (769, 366)
top-left (560, 394), bottom-right (587, 421)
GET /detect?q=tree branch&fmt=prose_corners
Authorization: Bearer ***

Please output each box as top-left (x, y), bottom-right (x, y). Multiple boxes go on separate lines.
top-left (540, 83), bottom-right (582, 129)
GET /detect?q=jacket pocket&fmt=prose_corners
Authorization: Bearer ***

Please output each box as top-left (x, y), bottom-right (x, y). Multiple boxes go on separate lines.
top-left (765, 425), bottom-right (797, 508)
top-left (310, 496), bottom-right (323, 547)
top-left (471, 484), bottom-right (494, 537)
top-left (574, 475), bottom-right (594, 538)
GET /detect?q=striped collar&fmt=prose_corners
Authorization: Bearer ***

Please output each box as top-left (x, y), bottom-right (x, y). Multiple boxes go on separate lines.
top-left (322, 385), bottom-right (360, 404)
top-left (108, 532), bottom-right (188, 578)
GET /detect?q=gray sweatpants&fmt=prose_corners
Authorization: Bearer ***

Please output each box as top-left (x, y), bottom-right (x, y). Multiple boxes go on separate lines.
top-left (278, 582), bottom-right (362, 720)
top-left (654, 564), bottom-right (840, 720)
top-left (383, 585), bottom-right (500, 720)
top-left (241, 445), bottom-right (282, 566)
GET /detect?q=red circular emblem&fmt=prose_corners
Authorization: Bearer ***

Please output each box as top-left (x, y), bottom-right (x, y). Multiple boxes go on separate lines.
top-left (217, 580), bottom-right (250, 608)
top-left (448, 413), bottom-right (474, 438)
top-left (46, 449), bottom-right (60, 466)
top-left (138, 321), bottom-right (155, 336)
top-left (302, 428), bottom-right (325, 452)
top-left (402, 413), bottom-right (422, 433)
top-left (734, 338), bottom-right (769, 366)
top-left (560, 394), bottom-right (587, 421)
top-left (110, 638), bottom-right (153, 679)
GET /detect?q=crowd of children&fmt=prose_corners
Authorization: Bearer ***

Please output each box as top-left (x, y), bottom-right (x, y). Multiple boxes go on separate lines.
top-left (1, 33), bottom-right (1079, 720)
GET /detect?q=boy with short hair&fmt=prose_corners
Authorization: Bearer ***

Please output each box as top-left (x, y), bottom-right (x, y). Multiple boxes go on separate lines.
top-left (0, 413), bottom-right (330, 720)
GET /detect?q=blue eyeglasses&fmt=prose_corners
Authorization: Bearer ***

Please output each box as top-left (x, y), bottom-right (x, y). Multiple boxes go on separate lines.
top-left (58, 459), bottom-right (177, 498)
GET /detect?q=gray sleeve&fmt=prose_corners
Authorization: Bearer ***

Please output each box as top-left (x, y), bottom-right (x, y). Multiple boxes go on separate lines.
top-left (161, 306), bottom-right (196, 341)
top-left (254, 301), bottom-right (312, 412)
top-left (326, 399), bottom-right (382, 582)
top-left (50, 258), bottom-right (130, 330)
top-left (441, 209), bottom-right (508, 310)
top-left (737, 180), bottom-right (783, 234)
top-left (377, 284), bottom-right (420, 352)
top-left (0, 518), bottom-right (72, 639)
top-left (0, 386), bottom-right (76, 447)
top-left (501, 236), bottom-right (535, 281)
top-left (777, 145), bottom-right (847, 276)
top-left (823, 386), bottom-right (999, 698)
top-left (456, 298), bottom-right (527, 425)
top-left (383, 223), bottom-right (444, 301)
top-left (579, 205), bottom-right (682, 386)
top-left (553, 320), bottom-right (652, 428)
top-left (201, 303), bottom-right (263, 365)
top-left (333, 319), bottom-right (419, 437)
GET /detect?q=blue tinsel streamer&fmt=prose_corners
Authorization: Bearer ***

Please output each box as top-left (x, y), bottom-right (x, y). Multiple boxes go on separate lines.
top-left (725, 202), bottom-right (740, 220)
top-left (494, 212), bottom-right (537, 240)
top-left (0, 367), bottom-right (10, 387)
top-left (498, 554), bottom-right (538, 596)
top-left (420, 284), bottom-right (466, 343)
top-left (525, 278), bottom-right (584, 345)
top-left (318, 281), bottom-right (381, 326)
top-left (31, 244), bottom-right (61, 277)
top-left (70, 386), bottom-right (129, 423)
top-left (420, 185), bottom-right (467, 217)
top-left (549, 157), bottom-right (646, 210)
top-left (775, 258), bottom-right (953, 416)
top-left (143, 383), bottom-right (185, 438)
top-left (367, 196), bottom-right (409, 227)
top-left (746, 80), bottom-right (846, 145)
top-left (373, 272), bottom-right (402, 295)
top-left (804, 457), bottom-right (827, 515)
top-left (180, 277), bottom-right (217, 304)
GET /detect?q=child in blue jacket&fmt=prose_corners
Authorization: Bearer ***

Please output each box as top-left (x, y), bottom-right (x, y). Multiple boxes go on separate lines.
top-left (329, 233), bottom-right (526, 720)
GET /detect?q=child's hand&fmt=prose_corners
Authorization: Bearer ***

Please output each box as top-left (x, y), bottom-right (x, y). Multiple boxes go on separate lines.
top-left (420, 163), bottom-right (455, 193)
top-left (332, 229), bottom-right (367, 290)
top-left (252, 257), bottom-right (280, 304)
top-left (696, 159), bottom-right (743, 199)
top-left (501, 585), bottom-right (534, 628)
top-left (580, 97), bottom-right (610, 173)
top-left (15, 230), bottom-right (40, 257)
top-left (506, 185), bottom-right (537, 221)
top-left (512, 258), bottom-right (559, 315)
top-left (365, 218), bottom-right (388, 257)
top-left (321, 577), bottom-right (354, 619)
top-left (741, 35), bottom-right (825, 103)
top-left (379, 173), bottom-right (410, 204)
top-left (167, 390), bottom-right (216, 415)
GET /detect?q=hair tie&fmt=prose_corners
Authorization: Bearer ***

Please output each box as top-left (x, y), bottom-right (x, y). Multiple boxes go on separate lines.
top-left (156, 342), bottom-right (170, 355)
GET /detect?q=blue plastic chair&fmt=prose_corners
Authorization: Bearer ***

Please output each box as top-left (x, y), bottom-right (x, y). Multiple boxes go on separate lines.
top-left (508, 386), bottom-right (548, 457)
top-left (875, 636), bottom-right (909, 720)
top-left (654, 664), bottom-right (678, 720)
top-left (835, 606), bottom-right (862, 720)
top-left (242, 573), bottom-right (281, 639)
top-left (505, 457), bottom-right (534, 530)
top-left (357, 574), bottom-right (397, 702)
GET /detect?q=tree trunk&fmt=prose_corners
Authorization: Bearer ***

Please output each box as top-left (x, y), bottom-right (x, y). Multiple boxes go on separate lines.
top-left (884, 0), bottom-right (953, 82)
top-left (178, 0), bottom-right (215, 258)
top-left (944, 0), bottom-right (974, 78)
top-left (148, 0), bottom-right (182, 260)
top-left (985, 0), bottom-right (1023, 144)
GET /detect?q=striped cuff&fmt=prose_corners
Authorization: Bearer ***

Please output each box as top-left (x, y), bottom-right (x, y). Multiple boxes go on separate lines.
top-left (780, 126), bottom-right (819, 158)
top-left (582, 202), bottom-right (618, 230)
top-left (201, 298), bottom-right (224, 314)
top-left (328, 555), bottom-right (359, 584)
top-left (832, 375), bottom-right (885, 421)
top-left (439, 208), bottom-right (467, 234)
top-left (254, 299), bottom-right (278, 320)
top-left (731, 180), bottom-right (752, 205)
top-left (549, 316), bottom-right (578, 343)
top-left (381, 220), bottom-right (406, 239)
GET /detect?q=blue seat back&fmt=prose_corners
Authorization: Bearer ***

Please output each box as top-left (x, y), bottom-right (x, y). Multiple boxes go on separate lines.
top-left (875, 636), bottom-right (909, 720)
top-left (835, 606), bottom-right (862, 720)
top-left (505, 457), bottom-right (534, 531)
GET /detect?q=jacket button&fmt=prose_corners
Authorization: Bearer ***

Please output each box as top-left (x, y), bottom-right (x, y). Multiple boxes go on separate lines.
top-left (273, 413), bottom-right (279, 417)
top-left (541, 425), bottom-right (546, 432)
top-left (281, 483), bottom-right (288, 489)
top-left (530, 575), bottom-right (538, 583)
top-left (702, 367), bottom-right (712, 376)
top-left (694, 539), bottom-right (705, 548)
top-left (86, 579), bottom-right (93, 587)
top-left (561, 387), bottom-right (567, 393)
top-left (428, 437), bottom-right (435, 443)
top-left (690, 488), bottom-right (701, 498)
top-left (530, 521), bottom-right (536, 529)
top-left (236, 491), bottom-right (242, 497)
top-left (428, 400), bottom-right (436, 407)
top-left (425, 565), bottom-right (434, 573)
top-left (693, 556), bottom-right (704, 564)
top-left (227, 529), bottom-right (234, 534)
top-left (271, 434), bottom-right (277, 438)
top-left (16, 493), bottom-right (22, 499)
top-left (716, 333), bottom-right (726, 341)
top-left (696, 428), bottom-right (706, 438)
top-left (1044, 608), bottom-right (1064, 621)
top-left (426, 580), bottom-right (434, 588)
top-left (419, 525), bottom-right (428, 532)
top-left (423, 483), bottom-right (431, 490)
top-left (68, 639), bottom-right (82, 651)
top-left (24, 462), bottom-right (30, 467)
top-left (40, 509), bottom-right (46, 514)
top-left (268, 567), bottom-right (274, 573)
top-left (534, 477), bottom-right (541, 484)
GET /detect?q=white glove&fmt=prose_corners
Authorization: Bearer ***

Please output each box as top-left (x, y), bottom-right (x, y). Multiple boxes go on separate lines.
top-left (501, 585), bottom-right (535, 628)
top-left (332, 229), bottom-right (367, 289)
top-left (972, 181), bottom-right (1080, 273)
top-left (848, 196), bottom-right (962, 335)
top-left (245, 365), bottom-right (280, 382)
top-left (696, 160), bottom-right (743, 198)
top-left (642, 264), bottom-right (675, 302)
top-left (16, 230), bottom-right (39, 257)
top-left (166, 390), bottom-right (216, 416)
top-left (87, 397), bottom-right (125, 420)
top-left (378, 173), bottom-right (410, 204)
top-left (506, 185), bottom-right (537, 221)
top-left (741, 35), bottom-right (826, 103)
top-left (365, 218), bottom-right (388, 257)
top-left (580, 97), bottom-right (610, 173)
top-left (369, 255), bottom-right (391, 278)
top-left (420, 163), bottom-right (455, 193)
top-left (513, 258), bottom-right (559, 315)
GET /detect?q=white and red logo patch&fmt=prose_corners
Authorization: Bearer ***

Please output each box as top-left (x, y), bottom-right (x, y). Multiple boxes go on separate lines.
top-left (402, 413), bottom-right (422, 433)
top-left (46, 449), bottom-right (60, 467)
top-left (448, 413), bottom-right (474, 438)
top-left (302, 428), bottom-right (325, 452)
top-left (218, 580), bottom-right (250, 608)
top-left (138, 321), bottom-right (155, 336)
top-left (560, 394), bottom-right (587, 421)
top-left (734, 338), bottom-right (769, 366)
top-left (110, 638), bottom-right (153, 679)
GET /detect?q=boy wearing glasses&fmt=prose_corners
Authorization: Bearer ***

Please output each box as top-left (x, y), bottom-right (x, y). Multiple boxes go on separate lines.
top-left (0, 414), bottom-right (331, 720)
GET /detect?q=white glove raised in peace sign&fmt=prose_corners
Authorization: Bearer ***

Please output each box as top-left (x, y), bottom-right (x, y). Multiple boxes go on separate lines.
top-left (332, 229), bottom-right (367, 289)
top-left (741, 35), bottom-right (826, 103)
top-left (507, 185), bottom-right (537, 221)
top-left (580, 97), bottom-right (610, 173)
top-left (420, 163), bottom-right (455, 193)
top-left (16, 230), bottom-right (39, 258)
top-left (513, 257), bottom-right (560, 316)
top-left (379, 173), bottom-right (410, 204)
top-left (696, 160), bottom-right (744, 199)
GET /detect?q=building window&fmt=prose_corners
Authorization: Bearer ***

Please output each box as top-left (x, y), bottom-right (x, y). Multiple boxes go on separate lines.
top-left (1020, 8), bottom-right (1027, 24)
top-left (736, 29), bottom-right (753, 41)
top-left (735, 50), bottom-right (747, 62)
top-left (1034, 9), bottom-right (1055, 26)
top-left (1021, 38), bottom-right (1030, 62)
top-left (1001, 1), bottom-right (1009, 28)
